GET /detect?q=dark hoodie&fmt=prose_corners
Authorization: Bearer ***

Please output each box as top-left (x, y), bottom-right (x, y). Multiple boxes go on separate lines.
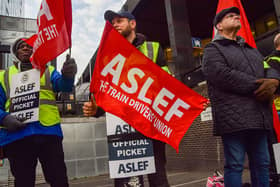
top-left (90, 33), bottom-right (167, 70)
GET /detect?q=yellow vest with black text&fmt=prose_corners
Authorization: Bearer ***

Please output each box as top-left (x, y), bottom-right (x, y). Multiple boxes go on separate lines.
top-left (0, 65), bottom-right (60, 126)
top-left (263, 56), bottom-right (280, 110)
top-left (137, 41), bottom-right (171, 74)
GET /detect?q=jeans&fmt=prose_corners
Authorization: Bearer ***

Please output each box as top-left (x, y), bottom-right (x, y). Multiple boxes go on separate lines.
top-left (222, 130), bottom-right (270, 187)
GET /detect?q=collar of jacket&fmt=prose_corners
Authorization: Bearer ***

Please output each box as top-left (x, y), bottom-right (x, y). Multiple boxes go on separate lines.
top-left (212, 33), bottom-right (250, 48)
top-left (270, 50), bottom-right (280, 57)
top-left (13, 61), bottom-right (33, 72)
top-left (132, 33), bottom-right (146, 47)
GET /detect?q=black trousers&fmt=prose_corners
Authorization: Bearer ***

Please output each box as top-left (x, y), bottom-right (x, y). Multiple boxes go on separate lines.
top-left (4, 135), bottom-right (69, 187)
top-left (115, 139), bottom-right (169, 187)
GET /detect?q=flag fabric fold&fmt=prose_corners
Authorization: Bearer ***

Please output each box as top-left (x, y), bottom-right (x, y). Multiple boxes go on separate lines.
top-left (90, 21), bottom-right (208, 152)
top-left (30, 0), bottom-right (72, 72)
top-left (273, 104), bottom-right (280, 142)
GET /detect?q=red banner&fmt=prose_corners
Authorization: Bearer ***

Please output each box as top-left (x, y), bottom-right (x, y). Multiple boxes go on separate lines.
top-left (273, 104), bottom-right (280, 142)
top-left (30, 0), bottom-right (72, 71)
top-left (215, 0), bottom-right (256, 48)
top-left (90, 22), bottom-right (208, 152)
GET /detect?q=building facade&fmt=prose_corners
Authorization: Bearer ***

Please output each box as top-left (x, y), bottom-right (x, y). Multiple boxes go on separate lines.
top-left (123, 0), bottom-right (279, 172)
top-left (0, 0), bottom-right (32, 70)
top-left (77, 0), bottom-right (280, 172)
top-left (0, 0), bottom-right (24, 17)
top-left (0, 15), bottom-right (37, 69)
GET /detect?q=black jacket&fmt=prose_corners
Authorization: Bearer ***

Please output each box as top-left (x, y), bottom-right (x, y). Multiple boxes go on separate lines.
top-left (265, 50), bottom-right (280, 72)
top-left (91, 33), bottom-right (167, 117)
top-left (202, 35), bottom-right (277, 136)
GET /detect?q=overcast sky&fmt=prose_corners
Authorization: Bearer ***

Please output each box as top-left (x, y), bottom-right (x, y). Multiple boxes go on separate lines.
top-left (24, 0), bottom-right (126, 83)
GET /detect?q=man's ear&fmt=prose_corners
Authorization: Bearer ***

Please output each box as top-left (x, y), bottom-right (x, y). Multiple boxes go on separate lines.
top-left (130, 19), bottom-right (136, 29)
top-left (216, 22), bottom-right (222, 31)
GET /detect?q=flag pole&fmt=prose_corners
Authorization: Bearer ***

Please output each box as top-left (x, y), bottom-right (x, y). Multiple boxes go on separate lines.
top-left (69, 47), bottom-right (72, 57)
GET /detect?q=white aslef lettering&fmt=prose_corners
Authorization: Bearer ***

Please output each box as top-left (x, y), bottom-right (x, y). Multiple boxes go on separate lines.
top-left (37, 0), bottom-right (53, 26)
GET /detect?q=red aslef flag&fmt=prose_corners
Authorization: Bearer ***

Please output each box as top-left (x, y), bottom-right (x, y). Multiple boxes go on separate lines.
top-left (215, 0), bottom-right (280, 142)
top-left (30, 0), bottom-right (72, 72)
top-left (90, 22), bottom-right (208, 152)
top-left (272, 104), bottom-right (280, 142)
top-left (215, 0), bottom-right (256, 48)
top-left (23, 34), bottom-right (37, 47)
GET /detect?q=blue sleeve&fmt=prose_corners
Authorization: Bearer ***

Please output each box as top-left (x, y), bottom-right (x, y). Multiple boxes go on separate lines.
top-left (0, 84), bottom-right (9, 123)
top-left (51, 69), bottom-right (74, 92)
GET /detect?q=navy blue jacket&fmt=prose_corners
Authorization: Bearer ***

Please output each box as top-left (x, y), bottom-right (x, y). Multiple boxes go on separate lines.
top-left (202, 35), bottom-right (279, 136)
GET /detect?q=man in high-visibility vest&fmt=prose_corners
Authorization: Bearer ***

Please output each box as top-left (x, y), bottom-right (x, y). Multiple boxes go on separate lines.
top-left (264, 33), bottom-right (280, 113)
top-left (263, 33), bottom-right (280, 186)
top-left (83, 10), bottom-right (170, 187)
top-left (0, 38), bottom-right (77, 187)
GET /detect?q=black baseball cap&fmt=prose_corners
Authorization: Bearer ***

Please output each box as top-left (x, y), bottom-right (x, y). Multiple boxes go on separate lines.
top-left (104, 10), bottom-right (135, 23)
top-left (213, 7), bottom-right (240, 28)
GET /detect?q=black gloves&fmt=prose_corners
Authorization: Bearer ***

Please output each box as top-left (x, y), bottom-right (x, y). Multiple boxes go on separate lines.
top-left (2, 115), bottom-right (27, 132)
top-left (61, 54), bottom-right (77, 79)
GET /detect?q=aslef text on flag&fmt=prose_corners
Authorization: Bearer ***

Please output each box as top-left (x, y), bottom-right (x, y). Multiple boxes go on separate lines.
top-left (90, 22), bottom-right (208, 152)
top-left (30, 0), bottom-right (72, 72)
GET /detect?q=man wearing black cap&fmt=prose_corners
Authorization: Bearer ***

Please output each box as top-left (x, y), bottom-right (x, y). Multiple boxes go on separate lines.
top-left (0, 37), bottom-right (77, 187)
top-left (202, 7), bottom-right (280, 187)
top-left (263, 32), bottom-right (280, 186)
top-left (83, 10), bottom-right (170, 187)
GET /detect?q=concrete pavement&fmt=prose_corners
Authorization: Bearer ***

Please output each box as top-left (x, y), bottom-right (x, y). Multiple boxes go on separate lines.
top-left (36, 169), bottom-right (251, 187)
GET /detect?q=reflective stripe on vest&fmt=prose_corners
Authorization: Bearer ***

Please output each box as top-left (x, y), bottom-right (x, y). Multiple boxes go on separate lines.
top-left (263, 56), bottom-right (280, 69)
top-left (267, 56), bottom-right (280, 62)
top-left (138, 41), bottom-right (171, 74)
top-left (0, 65), bottom-right (60, 126)
top-left (264, 56), bottom-right (280, 110)
top-left (274, 97), bottom-right (280, 111)
top-left (263, 61), bottom-right (270, 69)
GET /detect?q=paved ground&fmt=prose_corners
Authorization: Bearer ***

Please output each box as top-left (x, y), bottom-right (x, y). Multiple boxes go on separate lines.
top-left (36, 169), bottom-right (251, 187)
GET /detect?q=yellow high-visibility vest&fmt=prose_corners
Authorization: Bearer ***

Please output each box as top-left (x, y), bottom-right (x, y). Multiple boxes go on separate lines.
top-left (263, 56), bottom-right (280, 110)
top-left (138, 41), bottom-right (171, 74)
top-left (0, 65), bottom-right (60, 126)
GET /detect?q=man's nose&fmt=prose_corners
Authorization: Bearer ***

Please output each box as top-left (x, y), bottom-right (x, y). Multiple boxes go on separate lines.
top-left (112, 22), bottom-right (118, 28)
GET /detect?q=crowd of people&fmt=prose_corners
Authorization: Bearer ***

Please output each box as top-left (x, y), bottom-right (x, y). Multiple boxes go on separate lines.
top-left (1, 5), bottom-right (280, 187)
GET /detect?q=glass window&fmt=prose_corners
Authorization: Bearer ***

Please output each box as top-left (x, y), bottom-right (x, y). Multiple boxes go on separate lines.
top-left (255, 19), bottom-right (266, 36)
top-left (251, 12), bottom-right (278, 37)
top-left (265, 15), bottom-right (277, 31)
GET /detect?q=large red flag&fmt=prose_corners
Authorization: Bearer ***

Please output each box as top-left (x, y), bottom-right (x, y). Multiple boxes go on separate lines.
top-left (23, 34), bottom-right (37, 47)
top-left (90, 22), bottom-right (208, 152)
top-left (273, 104), bottom-right (280, 142)
top-left (215, 0), bottom-right (280, 142)
top-left (30, 0), bottom-right (72, 72)
top-left (215, 0), bottom-right (256, 48)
